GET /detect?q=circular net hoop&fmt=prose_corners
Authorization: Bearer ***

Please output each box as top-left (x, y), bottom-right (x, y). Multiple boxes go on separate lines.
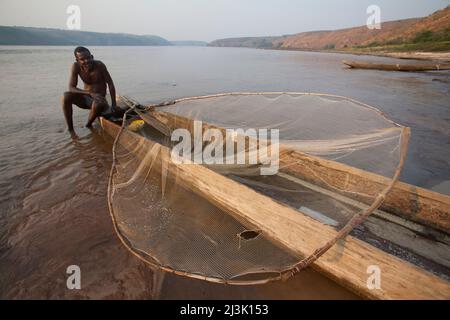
top-left (108, 92), bottom-right (410, 285)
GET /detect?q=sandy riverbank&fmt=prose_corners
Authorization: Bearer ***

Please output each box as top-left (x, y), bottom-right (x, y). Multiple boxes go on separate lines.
top-left (264, 46), bottom-right (450, 62)
top-left (327, 50), bottom-right (450, 62)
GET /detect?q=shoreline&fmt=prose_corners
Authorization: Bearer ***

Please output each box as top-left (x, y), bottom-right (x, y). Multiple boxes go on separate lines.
top-left (269, 46), bottom-right (450, 62)
top-left (327, 50), bottom-right (450, 62)
top-left (208, 45), bottom-right (450, 62)
top-left (2, 43), bottom-right (449, 62)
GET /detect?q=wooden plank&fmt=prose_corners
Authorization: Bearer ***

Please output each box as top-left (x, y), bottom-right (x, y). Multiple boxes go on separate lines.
top-left (343, 60), bottom-right (450, 72)
top-left (139, 110), bottom-right (450, 233)
top-left (101, 117), bottom-right (450, 300)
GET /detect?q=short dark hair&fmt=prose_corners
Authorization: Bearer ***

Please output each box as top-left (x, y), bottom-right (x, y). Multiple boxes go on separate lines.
top-left (74, 46), bottom-right (90, 58)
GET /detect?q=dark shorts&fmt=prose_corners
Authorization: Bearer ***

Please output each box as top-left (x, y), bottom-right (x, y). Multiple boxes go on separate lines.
top-left (71, 94), bottom-right (93, 109)
top-left (72, 94), bottom-right (111, 114)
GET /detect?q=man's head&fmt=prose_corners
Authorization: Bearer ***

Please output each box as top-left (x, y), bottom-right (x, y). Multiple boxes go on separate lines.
top-left (74, 46), bottom-right (94, 69)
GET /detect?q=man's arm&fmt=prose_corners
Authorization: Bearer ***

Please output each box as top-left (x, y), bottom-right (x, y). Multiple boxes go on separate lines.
top-left (103, 64), bottom-right (116, 107)
top-left (68, 63), bottom-right (90, 95)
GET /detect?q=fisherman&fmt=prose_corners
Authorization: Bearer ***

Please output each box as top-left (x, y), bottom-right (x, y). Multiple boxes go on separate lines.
top-left (61, 46), bottom-right (118, 139)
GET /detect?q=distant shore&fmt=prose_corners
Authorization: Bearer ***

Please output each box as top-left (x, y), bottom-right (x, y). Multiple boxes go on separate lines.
top-left (209, 6), bottom-right (450, 63)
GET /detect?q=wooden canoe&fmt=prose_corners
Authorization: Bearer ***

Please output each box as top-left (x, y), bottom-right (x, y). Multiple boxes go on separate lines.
top-left (135, 106), bottom-right (450, 233)
top-left (100, 115), bottom-right (450, 299)
top-left (133, 104), bottom-right (450, 275)
top-left (343, 60), bottom-right (450, 72)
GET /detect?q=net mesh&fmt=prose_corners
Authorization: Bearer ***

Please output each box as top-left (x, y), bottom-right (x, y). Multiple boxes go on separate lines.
top-left (107, 93), bottom-right (409, 284)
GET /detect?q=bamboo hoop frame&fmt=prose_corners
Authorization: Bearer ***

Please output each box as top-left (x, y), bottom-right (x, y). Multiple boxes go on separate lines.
top-left (107, 92), bottom-right (410, 286)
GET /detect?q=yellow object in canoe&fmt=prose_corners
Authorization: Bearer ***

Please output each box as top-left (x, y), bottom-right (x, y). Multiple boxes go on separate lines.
top-left (127, 119), bottom-right (145, 132)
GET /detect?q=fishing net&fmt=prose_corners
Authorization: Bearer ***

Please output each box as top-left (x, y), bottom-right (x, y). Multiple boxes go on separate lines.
top-left (107, 93), bottom-right (409, 284)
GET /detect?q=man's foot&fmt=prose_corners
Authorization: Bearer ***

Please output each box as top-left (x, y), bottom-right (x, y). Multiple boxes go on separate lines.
top-left (69, 130), bottom-right (79, 140)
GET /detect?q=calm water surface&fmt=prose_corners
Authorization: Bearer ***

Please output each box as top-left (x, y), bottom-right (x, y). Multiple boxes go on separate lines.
top-left (0, 46), bottom-right (449, 299)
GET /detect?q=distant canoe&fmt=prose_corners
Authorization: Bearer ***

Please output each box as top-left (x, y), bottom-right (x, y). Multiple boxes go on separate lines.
top-left (343, 60), bottom-right (450, 72)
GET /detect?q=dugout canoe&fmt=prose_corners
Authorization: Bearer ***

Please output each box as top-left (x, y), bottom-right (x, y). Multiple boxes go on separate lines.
top-left (343, 60), bottom-right (450, 72)
top-left (99, 97), bottom-right (450, 299)
top-left (127, 98), bottom-right (450, 233)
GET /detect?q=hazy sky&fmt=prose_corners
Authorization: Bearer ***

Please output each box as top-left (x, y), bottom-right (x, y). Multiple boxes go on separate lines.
top-left (0, 0), bottom-right (448, 41)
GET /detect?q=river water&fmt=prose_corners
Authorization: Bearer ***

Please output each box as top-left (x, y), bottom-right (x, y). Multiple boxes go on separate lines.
top-left (0, 46), bottom-right (449, 299)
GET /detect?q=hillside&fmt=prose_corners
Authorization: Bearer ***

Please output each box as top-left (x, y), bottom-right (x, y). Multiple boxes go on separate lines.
top-left (209, 6), bottom-right (450, 52)
top-left (275, 19), bottom-right (421, 50)
top-left (0, 26), bottom-right (171, 46)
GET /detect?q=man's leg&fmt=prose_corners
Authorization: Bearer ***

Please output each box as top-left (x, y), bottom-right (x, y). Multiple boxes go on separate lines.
top-left (62, 91), bottom-right (75, 132)
top-left (86, 99), bottom-right (107, 128)
top-left (61, 91), bottom-right (90, 138)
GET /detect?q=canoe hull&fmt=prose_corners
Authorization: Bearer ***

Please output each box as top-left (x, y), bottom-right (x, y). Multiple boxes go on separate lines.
top-left (100, 115), bottom-right (450, 300)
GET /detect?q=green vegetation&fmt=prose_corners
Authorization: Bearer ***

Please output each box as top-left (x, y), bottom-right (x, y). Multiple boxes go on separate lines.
top-left (385, 38), bottom-right (404, 46)
top-left (412, 30), bottom-right (434, 43)
top-left (353, 28), bottom-right (450, 52)
top-left (366, 41), bottom-right (381, 48)
top-left (412, 28), bottom-right (450, 43)
top-left (391, 41), bottom-right (450, 52)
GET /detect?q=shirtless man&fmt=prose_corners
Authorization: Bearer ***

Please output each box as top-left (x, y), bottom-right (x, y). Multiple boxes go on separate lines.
top-left (62, 46), bottom-right (116, 139)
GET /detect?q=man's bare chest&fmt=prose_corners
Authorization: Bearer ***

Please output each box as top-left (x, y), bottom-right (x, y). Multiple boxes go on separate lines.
top-left (79, 68), bottom-right (104, 85)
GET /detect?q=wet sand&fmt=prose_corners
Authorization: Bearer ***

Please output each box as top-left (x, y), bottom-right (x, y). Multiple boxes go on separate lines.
top-left (1, 132), bottom-right (153, 299)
